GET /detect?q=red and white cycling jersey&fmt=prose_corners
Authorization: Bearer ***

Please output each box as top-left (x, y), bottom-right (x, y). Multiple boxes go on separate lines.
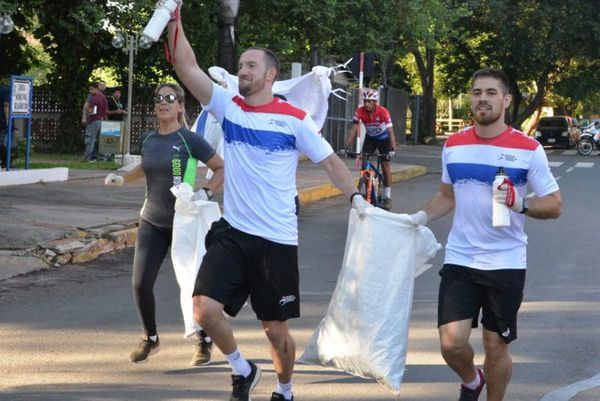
top-left (353, 105), bottom-right (393, 141)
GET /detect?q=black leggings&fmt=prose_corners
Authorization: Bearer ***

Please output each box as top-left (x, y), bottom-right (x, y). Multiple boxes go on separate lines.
top-left (132, 219), bottom-right (172, 337)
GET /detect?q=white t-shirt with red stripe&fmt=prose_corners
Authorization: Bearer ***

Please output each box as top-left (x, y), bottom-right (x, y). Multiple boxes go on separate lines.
top-left (203, 84), bottom-right (334, 245)
top-left (442, 126), bottom-right (558, 270)
top-left (352, 104), bottom-right (393, 141)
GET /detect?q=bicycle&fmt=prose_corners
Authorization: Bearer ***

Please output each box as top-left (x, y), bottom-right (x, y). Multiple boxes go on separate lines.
top-left (343, 150), bottom-right (386, 208)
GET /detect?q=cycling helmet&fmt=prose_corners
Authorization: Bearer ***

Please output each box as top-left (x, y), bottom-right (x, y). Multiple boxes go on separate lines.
top-left (362, 88), bottom-right (379, 102)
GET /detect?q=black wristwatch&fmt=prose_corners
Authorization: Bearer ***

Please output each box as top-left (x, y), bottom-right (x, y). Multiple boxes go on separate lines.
top-left (202, 187), bottom-right (214, 200)
top-left (519, 198), bottom-right (528, 214)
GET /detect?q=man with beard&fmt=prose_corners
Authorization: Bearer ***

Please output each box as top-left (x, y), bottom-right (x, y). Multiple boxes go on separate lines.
top-left (408, 68), bottom-right (561, 401)
top-left (163, 1), bottom-right (370, 400)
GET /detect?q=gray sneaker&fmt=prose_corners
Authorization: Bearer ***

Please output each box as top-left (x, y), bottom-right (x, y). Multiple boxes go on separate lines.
top-left (190, 330), bottom-right (213, 366)
top-left (129, 336), bottom-right (160, 363)
top-left (382, 197), bottom-right (392, 210)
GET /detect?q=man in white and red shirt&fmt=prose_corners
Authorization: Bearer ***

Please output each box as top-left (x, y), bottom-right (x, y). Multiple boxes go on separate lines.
top-left (409, 68), bottom-right (562, 401)
top-left (165, 1), bottom-right (371, 400)
top-left (346, 88), bottom-right (397, 210)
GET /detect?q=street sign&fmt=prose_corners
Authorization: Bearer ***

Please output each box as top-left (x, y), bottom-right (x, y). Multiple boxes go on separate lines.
top-left (10, 78), bottom-right (33, 118)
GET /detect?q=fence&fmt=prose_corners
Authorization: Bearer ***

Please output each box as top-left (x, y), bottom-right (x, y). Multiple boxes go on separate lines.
top-left (28, 85), bottom-right (411, 153)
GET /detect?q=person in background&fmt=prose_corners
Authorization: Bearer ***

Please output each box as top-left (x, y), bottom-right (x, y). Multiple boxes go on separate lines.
top-left (83, 82), bottom-right (108, 161)
top-left (409, 68), bottom-right (561, 401)
top-left (105, 83), bottom-right (224, 366)
top-left (107, 89), bottom-right (127, 122)
top-left (1, 84), bottom-right (13, 169)
top-left (345, 88), bottom-right (396, 210)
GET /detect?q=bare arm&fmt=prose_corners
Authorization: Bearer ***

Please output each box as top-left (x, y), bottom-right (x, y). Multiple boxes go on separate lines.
top-left (524, 190), bottom-right (562, 219)
top-left (345, 124), bottom-right (359, 148)
top-left (166, 19), bottom-right (214, 105)
top-left (202, 154), bottom-right (225, 193)
top-left (122, 163), bottom-right (145, 184)
top-left (422, 183), bottom-right (455, 222)
top-left (319, 153), bottom-right (357, 200)
top-left (388, 126), bottom-right (397, 150)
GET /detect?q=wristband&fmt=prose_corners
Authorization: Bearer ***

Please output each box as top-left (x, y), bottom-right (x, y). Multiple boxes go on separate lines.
top-left (519, 198), bottom-right (528, 214)
top-left (350, 192), bottom-right (361, 204)
top-left (202, 187), bottom-right (214, 200)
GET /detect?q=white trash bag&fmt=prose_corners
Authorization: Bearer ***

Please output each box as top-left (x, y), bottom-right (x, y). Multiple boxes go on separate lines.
top-left (170, 183), bottom-right (222, 338)
top-left (299, 207), bottom-right (441, 393)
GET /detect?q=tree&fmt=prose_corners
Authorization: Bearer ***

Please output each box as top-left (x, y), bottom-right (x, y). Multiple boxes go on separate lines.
top-left (217, 0), bottom-right (239, 73)
top-left (439, 0), bottom-right (600, 128)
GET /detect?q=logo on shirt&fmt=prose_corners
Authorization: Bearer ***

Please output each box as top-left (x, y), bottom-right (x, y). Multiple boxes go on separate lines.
top-left (172, 154), bottom-right (182, 186)
top-left (278, 295), bottom-right (296, 306)
top-left (498, 153), bottom-right (517, 162)
top-left (268, 119), bottom-right (289, 129)
top-left (172, 145), bottom-right (181, 151)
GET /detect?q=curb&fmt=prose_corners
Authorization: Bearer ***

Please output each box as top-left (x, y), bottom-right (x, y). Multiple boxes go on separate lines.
top-left (0, 164), bottom-right (427, 280)
top-left (298, 164), bottom-right (427, 204)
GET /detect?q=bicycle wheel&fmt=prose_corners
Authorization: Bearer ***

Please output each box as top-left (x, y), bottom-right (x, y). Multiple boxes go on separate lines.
top-left (374, 175), bottom-right (384, 207)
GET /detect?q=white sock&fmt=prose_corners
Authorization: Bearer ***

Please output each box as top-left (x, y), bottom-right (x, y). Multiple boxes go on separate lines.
top-left (148, 335), bottom-right (158, 342)
top-left (225, 347), bottom-right (251, 377)
top-left (384, 187), bottom-right (391, 198)
top-left (275, 380), bottom-right (293, 400)
top-left (463, 369), bottom-right (481, 390)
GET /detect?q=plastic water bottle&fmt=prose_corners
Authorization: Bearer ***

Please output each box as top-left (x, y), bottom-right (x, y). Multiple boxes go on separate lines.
top-left (142, 0), bottom-right (178, 42)
top-left (492, 167), bottom-right (511, 227)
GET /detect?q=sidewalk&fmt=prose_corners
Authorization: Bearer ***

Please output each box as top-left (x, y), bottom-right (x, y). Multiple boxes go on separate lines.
top-left (0, 157), bottom-right (426, 281)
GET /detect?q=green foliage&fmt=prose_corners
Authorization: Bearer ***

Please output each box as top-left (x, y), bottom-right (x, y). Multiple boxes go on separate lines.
top-left (438, 0), bottom-right (600, 126)
top-left (3, 0), bottom-right (599, 145)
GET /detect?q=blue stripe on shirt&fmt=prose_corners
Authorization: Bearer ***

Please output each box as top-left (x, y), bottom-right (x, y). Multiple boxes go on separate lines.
top-left (447, 163), bottom-right (528, 186)
top-left (223, 118), bottom-right (296, 153)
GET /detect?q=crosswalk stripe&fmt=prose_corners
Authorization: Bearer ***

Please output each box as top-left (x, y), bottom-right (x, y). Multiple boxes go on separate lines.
top-left (574, 162), bottom-right (594, 168)
top-left (548, 162), bottom-right (564, 167)
top-left (562, 150), bottom-right (578, 155)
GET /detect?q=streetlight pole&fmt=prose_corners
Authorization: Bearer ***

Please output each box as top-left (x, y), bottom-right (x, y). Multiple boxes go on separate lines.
top-left (112, 32), bottom-right (151, 158)
top-left (0, 13), bottom-right (15, 51)
top-left (124, 34), bottom-right (135, 156)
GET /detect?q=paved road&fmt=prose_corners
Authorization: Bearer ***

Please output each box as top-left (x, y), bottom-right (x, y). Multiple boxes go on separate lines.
top-left (1, 148), bottom-right (599, 400)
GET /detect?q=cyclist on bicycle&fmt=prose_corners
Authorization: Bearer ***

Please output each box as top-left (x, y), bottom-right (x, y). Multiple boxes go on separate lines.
top-left (346, 88), bottom-right (396, 210)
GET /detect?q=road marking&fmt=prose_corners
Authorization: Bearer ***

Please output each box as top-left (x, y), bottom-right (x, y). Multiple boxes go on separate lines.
top-left (540, 372), bottom-right (600, 401)
top-left (562, 150), bottom-right (578, 155)
top-left (574, 162), bottom-right (594, 168)
top-left (548, 162), bottom-right (564, 167)
top-left (566, 167), bottom-right (574, 173)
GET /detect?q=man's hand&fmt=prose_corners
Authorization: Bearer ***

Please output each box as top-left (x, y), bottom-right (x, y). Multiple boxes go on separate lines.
top-left (351, 193), bottom-right (374, 217)
top-left (493, 178), bottom-right (524, 213)
top-left (409, 210), bottom-right (428, 226)
top-left (191, 188), bottom-right (209, 201)
top-left (105, 173), bottom-right (124, 186)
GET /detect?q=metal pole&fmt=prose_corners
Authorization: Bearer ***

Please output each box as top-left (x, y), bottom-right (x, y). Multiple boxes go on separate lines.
top-left (356, 51), bottom-right (365, 154)
top-left (125, 34), bottom-right (134, 155)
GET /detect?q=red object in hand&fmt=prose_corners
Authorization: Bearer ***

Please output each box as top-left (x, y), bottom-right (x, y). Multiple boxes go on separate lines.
top-left (498, 178), bottom-right (516, 207)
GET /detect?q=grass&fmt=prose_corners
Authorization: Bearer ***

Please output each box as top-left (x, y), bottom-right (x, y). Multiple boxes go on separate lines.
top-left (11, 151), bottom-right (120, 170)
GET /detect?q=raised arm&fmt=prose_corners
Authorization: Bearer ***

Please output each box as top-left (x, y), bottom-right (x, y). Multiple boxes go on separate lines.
top-left (165, 6), bottom-right (214, 105)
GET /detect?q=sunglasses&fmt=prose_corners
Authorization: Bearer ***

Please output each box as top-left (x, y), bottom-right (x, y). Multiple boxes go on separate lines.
top-left (154, 94), bottom-right (178, 104)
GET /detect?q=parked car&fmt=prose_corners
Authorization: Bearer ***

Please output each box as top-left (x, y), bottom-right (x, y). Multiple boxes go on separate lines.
top-left (534, 116), bottom-right (580, 148)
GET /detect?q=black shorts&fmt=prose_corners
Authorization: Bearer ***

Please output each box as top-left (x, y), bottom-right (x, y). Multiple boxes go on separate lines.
top-left (438, 264), bottom-right (526, 344)
top-left (193, 218), bottom-right (300, 321)
top-left (362, 137), bottom-right (392, 161)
